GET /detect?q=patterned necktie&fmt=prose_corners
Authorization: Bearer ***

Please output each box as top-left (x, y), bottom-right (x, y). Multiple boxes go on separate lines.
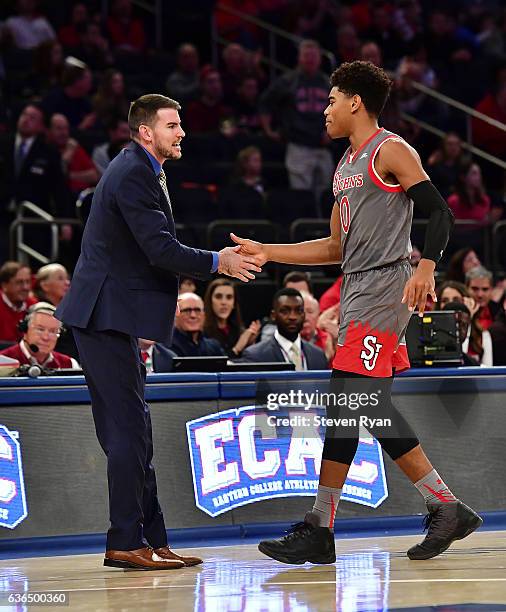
top-left (158, 168), bottom-right (172, 214)
top-left (289, 343), bottom-right (303, 371)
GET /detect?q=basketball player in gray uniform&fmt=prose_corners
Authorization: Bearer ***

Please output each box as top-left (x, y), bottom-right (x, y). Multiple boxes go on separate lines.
top-left (232, 61), bottom-right (482, 563)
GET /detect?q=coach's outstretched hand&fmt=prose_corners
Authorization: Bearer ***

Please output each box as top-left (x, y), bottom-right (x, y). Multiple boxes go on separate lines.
top-left (230, 233), bottom-right (268, 267)
top-left (218, 246), bottom-right (262, 282)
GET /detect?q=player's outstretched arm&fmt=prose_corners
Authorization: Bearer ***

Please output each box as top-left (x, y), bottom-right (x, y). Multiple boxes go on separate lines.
top-left (230, 202), bottom-right (342, 267)
top-left (377, 139), bottom-right (455, 315)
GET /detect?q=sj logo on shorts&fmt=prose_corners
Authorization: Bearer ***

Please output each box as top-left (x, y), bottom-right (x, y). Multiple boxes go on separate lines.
top-left (360, 335), bottom-right (383, 371)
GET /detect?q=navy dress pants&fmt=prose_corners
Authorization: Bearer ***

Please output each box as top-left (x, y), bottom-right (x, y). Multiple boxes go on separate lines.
top-left (73, 326), bottom-right (167, 551)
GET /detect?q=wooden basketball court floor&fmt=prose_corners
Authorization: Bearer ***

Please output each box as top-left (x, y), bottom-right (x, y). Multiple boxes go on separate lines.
top-left (1, 530), bottom-right (505, 611)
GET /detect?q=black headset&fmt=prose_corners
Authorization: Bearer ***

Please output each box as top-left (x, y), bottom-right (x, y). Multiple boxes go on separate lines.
top-left (17, 302), bottom-right (59, 334)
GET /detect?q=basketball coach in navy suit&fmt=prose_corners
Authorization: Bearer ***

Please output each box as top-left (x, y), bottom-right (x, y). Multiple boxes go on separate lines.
top-left (56, 94), bottom-right (260, 571)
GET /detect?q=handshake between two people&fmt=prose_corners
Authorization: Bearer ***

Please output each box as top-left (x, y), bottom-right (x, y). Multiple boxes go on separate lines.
top-left (217, 233), bottom-right (268, 282)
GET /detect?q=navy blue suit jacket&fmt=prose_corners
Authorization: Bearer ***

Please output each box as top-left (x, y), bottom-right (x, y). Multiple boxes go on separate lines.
top-left (240, 335), bottom-right (328, 370)
top-left (152, 344), bottom-right (177, 373)
top-left (56, 141), bottom-right (213, 344)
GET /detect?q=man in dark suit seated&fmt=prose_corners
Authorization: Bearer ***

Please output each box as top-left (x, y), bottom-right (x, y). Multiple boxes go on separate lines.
top-left (56, 94), bottom-right (260, 571)
top-left (0, 103), bottom-right (70, 261)
top-left (169, 292), bottom-right (224, 357)
top-left (138, 338), bottom-right (177, 373)
top-left (240, 288), bottom-right (328, 370)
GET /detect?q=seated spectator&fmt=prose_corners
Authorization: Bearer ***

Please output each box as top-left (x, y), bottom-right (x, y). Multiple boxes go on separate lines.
top-left (261, 271), bottom-right (314, 341)
top-left (446, 247), bottom-right (481, 284)
top-left (283, 270), bottom-right (313, 294)
top-left (0, 103), bottom-right (70, 221)
top-left (472, 82), bottom-right (506, 160)
top-left (466, 266), bottom-right (503, 330)
top-left (34, 262), bottom-right (78, 359)
top-left (34, 263), bottom-right (70, 305)
top-left (363, 2), bottom-right (406, 68)
top-left (73, 21), bottom-right (114, 71)
top-left (437, 280), bottom-right (479, 317)
top-left (442, 300), bottom-right (492, 366)
top-left (232, 77), bottom-right (262, 134)
top-left (32, 39), bottom-right (65, 93)
top-left (335, 24), bottom-right (361, 64)
top-left (0, 302), bottom-right (79, 369)
top-left (169, 292), bottom-right (225, 357)
top-left (4, 0), bottom-right (55, 50)
top-left (58, 2), bottom-right (89, 50)
top-left (106, 0), bottom-right (146, 55)
top-left (93, 69), bottom-right (129, 127)
top-left (236, 145), bottom-right (265, 193)
top-left (92, 117), bottom-right (130, 176)
top-left (184, 66), bottom-right (232, 133)
top-left (427, 132), bottom-right (471, 199)
top-left (241, 288), bottom-right (328, 370)
top-left (319, 275), bottom-right (343, 312)
top-left (221, 146), bottom-right (266, 218)
top-left (489, 292), bottom-right (506, 366)
top-left (203, 278), bottom-right (260, 357)
top-left (0, 261), bottom-right (37, 343)
top-left (138, 338), bottom-right (177, 373)
top-left (447, 162), bottom-right (494, 223)
top-left (47, 113), bottom-right (98, 194)
top-left (179, 277), bottom-right (197, 294)
top-left (166, 43), bottom-right (200, 104)
top-left (300, 291), bottom-right (334, 362)
top-left (41, 59), bottom-right (95, 130)
top-left (221, 43), bottom-right (252, 105)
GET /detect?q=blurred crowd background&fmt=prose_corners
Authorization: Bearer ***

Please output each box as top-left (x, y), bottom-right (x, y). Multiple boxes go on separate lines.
top-left (0, 0), bottom-right (505, 369)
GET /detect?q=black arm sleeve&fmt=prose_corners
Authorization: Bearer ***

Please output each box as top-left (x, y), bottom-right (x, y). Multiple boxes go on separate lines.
top-left (406, 180), bottom-right (454, 264)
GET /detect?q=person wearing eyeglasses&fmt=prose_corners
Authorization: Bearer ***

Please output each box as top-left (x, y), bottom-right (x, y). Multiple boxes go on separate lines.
top-left (169, 292), bottom-right (225, 357)
top-left (0, 302), bottom-right (79, 369)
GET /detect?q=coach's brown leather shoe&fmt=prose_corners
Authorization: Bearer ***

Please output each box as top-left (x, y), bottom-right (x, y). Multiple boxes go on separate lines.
top-left (104, 547), bottom-right (185, 570)
top-left (153, 546), bottom-right (203, 566)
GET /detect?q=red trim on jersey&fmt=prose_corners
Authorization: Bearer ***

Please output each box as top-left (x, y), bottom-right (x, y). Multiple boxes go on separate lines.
top-left (368, 136), bottom-right (404, 193)
top-left (347, 127), bottom-right (384, 164)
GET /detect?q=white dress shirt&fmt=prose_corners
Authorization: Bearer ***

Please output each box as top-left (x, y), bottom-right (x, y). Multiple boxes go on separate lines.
top-left (274, 329), bottom-right (306, 370)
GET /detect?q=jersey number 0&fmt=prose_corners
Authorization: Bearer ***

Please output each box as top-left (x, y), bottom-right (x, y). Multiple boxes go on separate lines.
top-left (340, 195), bottom-right (350, 233)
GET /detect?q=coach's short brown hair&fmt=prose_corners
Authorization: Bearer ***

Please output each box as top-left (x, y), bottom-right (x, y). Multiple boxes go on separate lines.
top-left (128, 94), bottom-right (181, 136)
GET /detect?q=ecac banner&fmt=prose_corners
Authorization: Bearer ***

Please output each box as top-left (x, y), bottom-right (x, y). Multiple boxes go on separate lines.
top-left (186, 405), bottom-right (388, 517)
top-left (0, 424), bottom-right (28, 529)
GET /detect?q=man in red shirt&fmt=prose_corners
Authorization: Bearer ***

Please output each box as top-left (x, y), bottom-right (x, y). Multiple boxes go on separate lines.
top-left (0, 261), bottom-right (37, 342)
top-left (1, 302), bottom-right (79, 369)
top-left (466, 266), bottom-right (503, 331)
top-left (300, 291), bottom-right (334, 363)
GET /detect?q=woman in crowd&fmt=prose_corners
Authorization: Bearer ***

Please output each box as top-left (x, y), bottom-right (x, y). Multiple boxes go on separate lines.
top-left (34, 263), bottom-right (79, 360)
top-left (203, 278), bottom-right (260, 357)
top-left (445, 247), bottom-right (481, 284)
top-left (92, 68), bottom-right (129, 127)
top-left (34, 263), bottom-right (70, 306)
top-left (436, 280), bottom-right (492, 366)
top-left (447, 161), bottom-right (492, 223)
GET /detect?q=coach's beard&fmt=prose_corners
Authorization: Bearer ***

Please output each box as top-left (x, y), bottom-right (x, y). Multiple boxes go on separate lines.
top-left (156, 142), bottom-right (182, 160)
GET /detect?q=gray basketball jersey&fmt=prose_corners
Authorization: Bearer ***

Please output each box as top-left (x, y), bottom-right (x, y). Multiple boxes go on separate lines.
top-left (332, 128), bottom-right (413, 274)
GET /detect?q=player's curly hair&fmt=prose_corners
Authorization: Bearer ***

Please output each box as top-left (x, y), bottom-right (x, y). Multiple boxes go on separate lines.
top-left (330, 61), bottom-right (392, 117)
